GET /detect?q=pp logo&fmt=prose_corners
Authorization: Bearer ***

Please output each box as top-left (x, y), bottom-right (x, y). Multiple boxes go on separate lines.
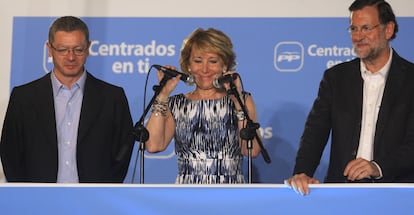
top-left (274, 41), bottom-right (304, 72)
top-left (43, 42), bottom-right (53, 73)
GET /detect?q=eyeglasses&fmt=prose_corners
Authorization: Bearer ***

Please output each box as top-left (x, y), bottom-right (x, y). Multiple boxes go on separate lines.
top-left (50, 44), bottom-right (88, 56)
top-left (347, 24), bottom-right (381, 35)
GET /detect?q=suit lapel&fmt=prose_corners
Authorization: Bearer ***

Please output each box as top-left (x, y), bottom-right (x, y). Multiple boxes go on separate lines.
top-left (375, 52), bottom-right (405, 139)
top-left (348, 61), bottom-right (364, 152)
top-left (351, 63), bottom-right (363, 120)
top-left (77, 72), bottom-right (103, 144)
top-left (36, 74), bottom-right (58, 145)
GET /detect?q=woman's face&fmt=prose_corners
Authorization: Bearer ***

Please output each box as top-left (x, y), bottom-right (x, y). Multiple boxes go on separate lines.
top-left (188, 46), bottom-right (225, 90)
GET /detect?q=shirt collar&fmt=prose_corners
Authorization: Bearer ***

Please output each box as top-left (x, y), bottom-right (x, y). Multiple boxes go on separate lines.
top-left (51, 70), bottom-right (87, 96)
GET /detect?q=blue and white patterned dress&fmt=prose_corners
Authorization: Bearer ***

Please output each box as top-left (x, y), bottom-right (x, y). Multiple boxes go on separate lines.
top-left (169, 94), bottom-right (245, 184)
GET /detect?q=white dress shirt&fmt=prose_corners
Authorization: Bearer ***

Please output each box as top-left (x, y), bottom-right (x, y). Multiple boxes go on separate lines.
top-left (357, 48), bottom-right (393, 178)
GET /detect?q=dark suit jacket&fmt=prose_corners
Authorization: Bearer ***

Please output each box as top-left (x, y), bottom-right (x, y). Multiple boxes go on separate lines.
top-left (294, 50), bottom-right (414, 183)
top-left (0, 72), bottom-right (135, 182)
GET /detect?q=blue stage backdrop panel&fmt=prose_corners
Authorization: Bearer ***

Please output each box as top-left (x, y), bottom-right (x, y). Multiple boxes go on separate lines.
top-left (10, 17), bottom-right (414, 183)
top-left (1, 184), bottom-right (414, 215)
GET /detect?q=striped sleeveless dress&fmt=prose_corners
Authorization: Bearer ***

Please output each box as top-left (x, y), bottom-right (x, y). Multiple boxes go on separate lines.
top-left (169, 94), bottom-right (245, 184)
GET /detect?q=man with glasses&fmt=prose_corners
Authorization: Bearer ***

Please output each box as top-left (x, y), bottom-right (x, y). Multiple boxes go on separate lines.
top-left (0, 16), bottom-right (135, 183)
top-left (285, 0), bottom-right (414, 195)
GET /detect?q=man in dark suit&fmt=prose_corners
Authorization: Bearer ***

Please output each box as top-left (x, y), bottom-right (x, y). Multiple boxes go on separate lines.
top-left (0, 16), bottom-right (135, 183)
top-left (285, 0), bottom-right (414, 195)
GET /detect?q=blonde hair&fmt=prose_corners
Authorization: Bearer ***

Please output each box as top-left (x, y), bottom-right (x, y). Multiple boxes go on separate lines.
top-left (179, 28), bottom-right (236, 74)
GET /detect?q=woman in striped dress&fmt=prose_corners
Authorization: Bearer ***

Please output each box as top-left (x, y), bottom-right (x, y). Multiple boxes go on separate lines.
top-left (145, 28), bottom-right (262, 184)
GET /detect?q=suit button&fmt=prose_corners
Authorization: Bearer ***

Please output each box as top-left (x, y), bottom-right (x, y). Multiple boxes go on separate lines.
top-left (351, 150), bottom-right (357, 156)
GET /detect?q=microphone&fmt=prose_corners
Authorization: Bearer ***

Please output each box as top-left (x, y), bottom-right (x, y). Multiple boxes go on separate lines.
top-left (213, 73), bottom-right (239, 89)
top-left (153, 65), bottom-right (194, 85)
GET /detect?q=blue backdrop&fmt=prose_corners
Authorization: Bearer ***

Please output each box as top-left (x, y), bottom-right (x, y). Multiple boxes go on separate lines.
top-left (9, 17), bottom-right (414, 183)
top-left (1, 184), bottom-right (414, 215)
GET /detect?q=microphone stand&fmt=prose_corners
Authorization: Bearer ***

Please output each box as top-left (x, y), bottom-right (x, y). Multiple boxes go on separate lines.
top-left (226, 81), bottom-right (271, 183)
top-left (131, 74), bottom-right (172, 184)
